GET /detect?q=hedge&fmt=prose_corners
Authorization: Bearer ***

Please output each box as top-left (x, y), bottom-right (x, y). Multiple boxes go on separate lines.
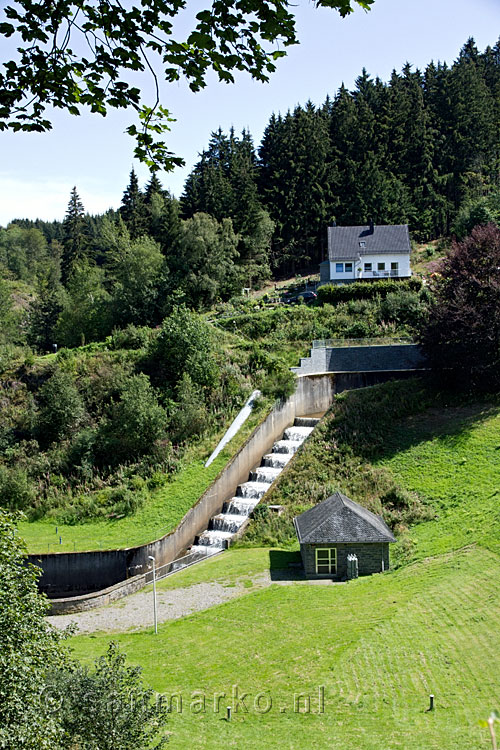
top-left (317, 277), bottom-right (422, 304)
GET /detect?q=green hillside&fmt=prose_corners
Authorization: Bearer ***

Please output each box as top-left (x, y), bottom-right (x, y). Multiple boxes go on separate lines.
top-left (70, 380), bottom-right (500, 749)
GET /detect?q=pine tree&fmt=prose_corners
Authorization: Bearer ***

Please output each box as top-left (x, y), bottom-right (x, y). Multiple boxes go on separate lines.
top-left (61, 187), bottom-right (88, 283)
top-left (144, 173), bottom-right (165, 204)
top-left (120, 169), bottom-right (147, 240)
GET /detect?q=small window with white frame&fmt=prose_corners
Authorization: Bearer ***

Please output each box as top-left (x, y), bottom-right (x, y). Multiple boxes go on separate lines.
top-left (335, 263), bottom-right (344, 273)
top-left (315, 547), bottom-right (337, 575)
top-left (391, 262), bottom-right (399, 271)
top-left (364, 262), bottom-right (372, 272)
top-left (345, 262), bottom-right (353, 272)
top-left (377, 262), bottom-right (385, 271)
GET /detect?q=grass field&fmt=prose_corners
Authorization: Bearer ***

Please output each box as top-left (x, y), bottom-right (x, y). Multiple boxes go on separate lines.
top-left (68, 384), bottom-right (500, 749)
top-left (71, 547), bottom-right (500, 749)
top-left (377, 402), bottom-right (500, 561)
top-left (20, 403), bottom-right (268, 553)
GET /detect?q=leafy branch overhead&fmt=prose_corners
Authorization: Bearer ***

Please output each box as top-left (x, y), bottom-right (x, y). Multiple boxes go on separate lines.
top-left (0, 0), bottom-right (373, 169)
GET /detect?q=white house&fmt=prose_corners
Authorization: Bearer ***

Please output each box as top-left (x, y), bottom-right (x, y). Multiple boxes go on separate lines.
top-left (319, 222), bottom-right (412, 285)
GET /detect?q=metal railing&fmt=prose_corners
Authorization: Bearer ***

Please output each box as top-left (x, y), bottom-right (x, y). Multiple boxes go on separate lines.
top-left (131, 547), bottom-right (225, 585)
top-left (312, 337), bottom-right (414, 349)
top-left (359, 270), bottom-right (401, 278)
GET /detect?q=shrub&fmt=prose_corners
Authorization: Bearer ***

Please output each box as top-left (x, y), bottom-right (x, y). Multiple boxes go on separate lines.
top-left (35, 369), bottom-right (86, 446)
top-left (379, 290), bottom-right (427, 329)
top-left (317, 278), bottom-right (422, 305)
top-left (96, 374), bottom-right (166, 465)
top-left (146, 305), bottom-right (219, 390)
top-left (110, 325), bottom-right (154, 351)
top-left (0, 465), bottom-right (36, 511)
top-left (168, 373), bottom-right (210, 443)
top-left (259, 365), bottom-right (296, 402)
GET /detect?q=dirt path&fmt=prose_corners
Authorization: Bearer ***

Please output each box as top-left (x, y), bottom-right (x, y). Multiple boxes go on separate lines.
top-left (47, 572), bottom-right (273, 634)
top-left (47, 570), bottom-right (339, 635)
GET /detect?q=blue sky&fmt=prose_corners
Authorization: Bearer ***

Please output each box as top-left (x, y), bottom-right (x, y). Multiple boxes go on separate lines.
top-left (1, 0), bottom-right (499, 226)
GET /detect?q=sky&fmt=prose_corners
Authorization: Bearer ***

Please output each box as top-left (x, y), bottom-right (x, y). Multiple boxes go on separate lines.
top-left (0, 0), bottom-right (499, 226)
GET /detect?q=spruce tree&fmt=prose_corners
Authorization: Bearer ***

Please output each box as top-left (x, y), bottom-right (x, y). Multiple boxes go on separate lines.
top-left (120, 169), bottom-right (147, 240)
top-left (61, 187), bottom-right (88, 283)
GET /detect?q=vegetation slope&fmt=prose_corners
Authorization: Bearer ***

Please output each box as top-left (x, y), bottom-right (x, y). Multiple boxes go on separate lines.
top-left (70, 378), bottom-right (500, 750)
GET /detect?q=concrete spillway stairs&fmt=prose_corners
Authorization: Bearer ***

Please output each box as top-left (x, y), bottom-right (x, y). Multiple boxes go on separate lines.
top-left (189, 417), bottom-right (320, 556)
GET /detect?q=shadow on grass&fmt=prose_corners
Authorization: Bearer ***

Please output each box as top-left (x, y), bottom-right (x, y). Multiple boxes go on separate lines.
top-left (377, 401), bottom-right (499, 461)
top-left (333, 377), bottom-right (500, 463)
top-left (268, 549), bottom-right (304, 581)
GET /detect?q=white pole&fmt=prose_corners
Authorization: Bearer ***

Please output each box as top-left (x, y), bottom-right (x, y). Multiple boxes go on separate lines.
top-left (148, 555), bottom-right (158, 634)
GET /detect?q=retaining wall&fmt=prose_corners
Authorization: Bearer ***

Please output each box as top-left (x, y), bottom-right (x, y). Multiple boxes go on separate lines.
top-left (30, 374), bottom-right (336, 602)
top-left (291, 343), bottom-right (427, 376)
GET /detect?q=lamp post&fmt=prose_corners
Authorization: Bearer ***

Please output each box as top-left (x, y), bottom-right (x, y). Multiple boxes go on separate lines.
top-left (148, 555), bottom-right (158, 634)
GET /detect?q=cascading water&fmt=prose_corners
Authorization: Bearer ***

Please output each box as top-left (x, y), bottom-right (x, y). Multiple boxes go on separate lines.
top-left (211, 514), bottom-right (245, 533)
top-left (262, 453), bottom-right (292, 468)
top-left (251, 466), bottom-right (282, 483)
top-left (225, 498), bottom-right (258, 516)
top-left (189, 416), bottom-right (320, 557)
top-left (272, 440), bottom-right (300, 455)
top-left (283, 425), bottom-right (315, 442)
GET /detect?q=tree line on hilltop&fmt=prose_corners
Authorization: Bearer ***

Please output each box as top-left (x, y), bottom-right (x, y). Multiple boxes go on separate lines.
top-left (0, 36), bottom-right (499, 355)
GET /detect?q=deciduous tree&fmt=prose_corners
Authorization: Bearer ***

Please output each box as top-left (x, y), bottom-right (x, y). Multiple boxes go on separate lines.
top-left (0, 0), bottom-right (374, 169)
top-left (419, 223), bottom-right (500, 390)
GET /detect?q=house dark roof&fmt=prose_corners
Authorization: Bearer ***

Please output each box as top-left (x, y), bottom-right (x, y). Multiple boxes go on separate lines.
top-left (327, 224), bottom-right (411, 260)
top-left (294, 492), bottom-right (396, 544)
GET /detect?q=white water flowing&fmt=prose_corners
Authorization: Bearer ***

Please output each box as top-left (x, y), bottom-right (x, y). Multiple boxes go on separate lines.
top-left (272, 440), bottom-right (300, 454)
top-left (283, 425), bottom-right (315, 442)
top-left (262, 453), bottom-right (292, 468)
top-left (189, 417), bottom-right (320, 553)
top-left (251, 466), bottom-right (282, 483)
top-left (205, 390), bottom-right (261, 467)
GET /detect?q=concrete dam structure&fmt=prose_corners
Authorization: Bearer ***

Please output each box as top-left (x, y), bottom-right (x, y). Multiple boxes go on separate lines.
top-left (31, 374), bottom-right (336, 608)
top-left (30, 341), bottom-right (428, 612)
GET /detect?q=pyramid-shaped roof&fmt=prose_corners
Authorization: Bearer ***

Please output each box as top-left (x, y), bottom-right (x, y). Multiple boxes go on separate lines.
top-left (294, 492), bottom-right (396, 544)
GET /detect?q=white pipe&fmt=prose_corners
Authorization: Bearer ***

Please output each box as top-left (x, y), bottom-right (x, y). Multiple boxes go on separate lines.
top-left (205, 390), bottom-right (261, 467)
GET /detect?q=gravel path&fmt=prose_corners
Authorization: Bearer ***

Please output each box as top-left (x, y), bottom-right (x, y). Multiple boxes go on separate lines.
top-left (47, 569), bottom-right (341, 635)
top-left (47, 572), bottom-right (273, 634)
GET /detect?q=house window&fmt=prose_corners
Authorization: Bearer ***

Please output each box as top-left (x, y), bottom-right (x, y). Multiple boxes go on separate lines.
top-left (335, 263), bottom-right (344, 273)
top-left (359, 241), bottom-right (366, 248)
top-left (345, 262), bottom-right (353, 272)
top-left (391, 262), bottom-right (399, 271)
top-left (364, 262), bottom-right (372, 272)
top-left (315, 547), bottom-right (337, 575)
top-left (377, 262), bottom-right (385, 271)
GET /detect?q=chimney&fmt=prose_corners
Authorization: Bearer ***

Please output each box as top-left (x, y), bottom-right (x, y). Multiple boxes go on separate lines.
top-left (369, 218), bottom-right (374, 234)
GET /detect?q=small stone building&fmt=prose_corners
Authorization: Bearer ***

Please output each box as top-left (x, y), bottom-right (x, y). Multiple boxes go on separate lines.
top-left (293, 492), bottom-right (395, 580)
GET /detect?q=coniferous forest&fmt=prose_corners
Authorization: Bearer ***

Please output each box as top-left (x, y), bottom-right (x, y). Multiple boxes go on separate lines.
top-left (1, 36), bottom-right (499, 322)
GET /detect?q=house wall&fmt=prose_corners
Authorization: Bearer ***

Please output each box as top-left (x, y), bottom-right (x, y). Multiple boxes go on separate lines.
top-left (326, 254), bottom-right (411, 282)
top-left (301, 542), bottom-right (390, 580)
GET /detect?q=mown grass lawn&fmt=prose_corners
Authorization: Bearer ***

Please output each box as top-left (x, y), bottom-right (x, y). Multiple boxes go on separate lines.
top-left (69, 386), bottom-right (500, 749)
top-left (152, 547), bottom-right (299, 593)
top-left (71, 546), bottom-right (500, 750)
top-left (377, 403), bottom-right (500, 560)
top-left (20, 404), bottom-right (268, 553)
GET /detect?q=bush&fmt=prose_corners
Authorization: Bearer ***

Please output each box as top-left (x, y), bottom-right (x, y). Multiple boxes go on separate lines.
top-left (378, 290), bottom-right (427, 329)
top-left (96, 374), bottom-right (166, 465)
top-left (259, 365), bottom-right (296, 402)
top-left (110, 325), bottom-right (154, 351)
top-left (35, 369), bottom-right (86, 446)
top-left (0, 465), bottom-right (36, 511)
top-left (146, 305), bottom-right (219, 390)
top-left (168, 373), bottom-right (211, 443)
